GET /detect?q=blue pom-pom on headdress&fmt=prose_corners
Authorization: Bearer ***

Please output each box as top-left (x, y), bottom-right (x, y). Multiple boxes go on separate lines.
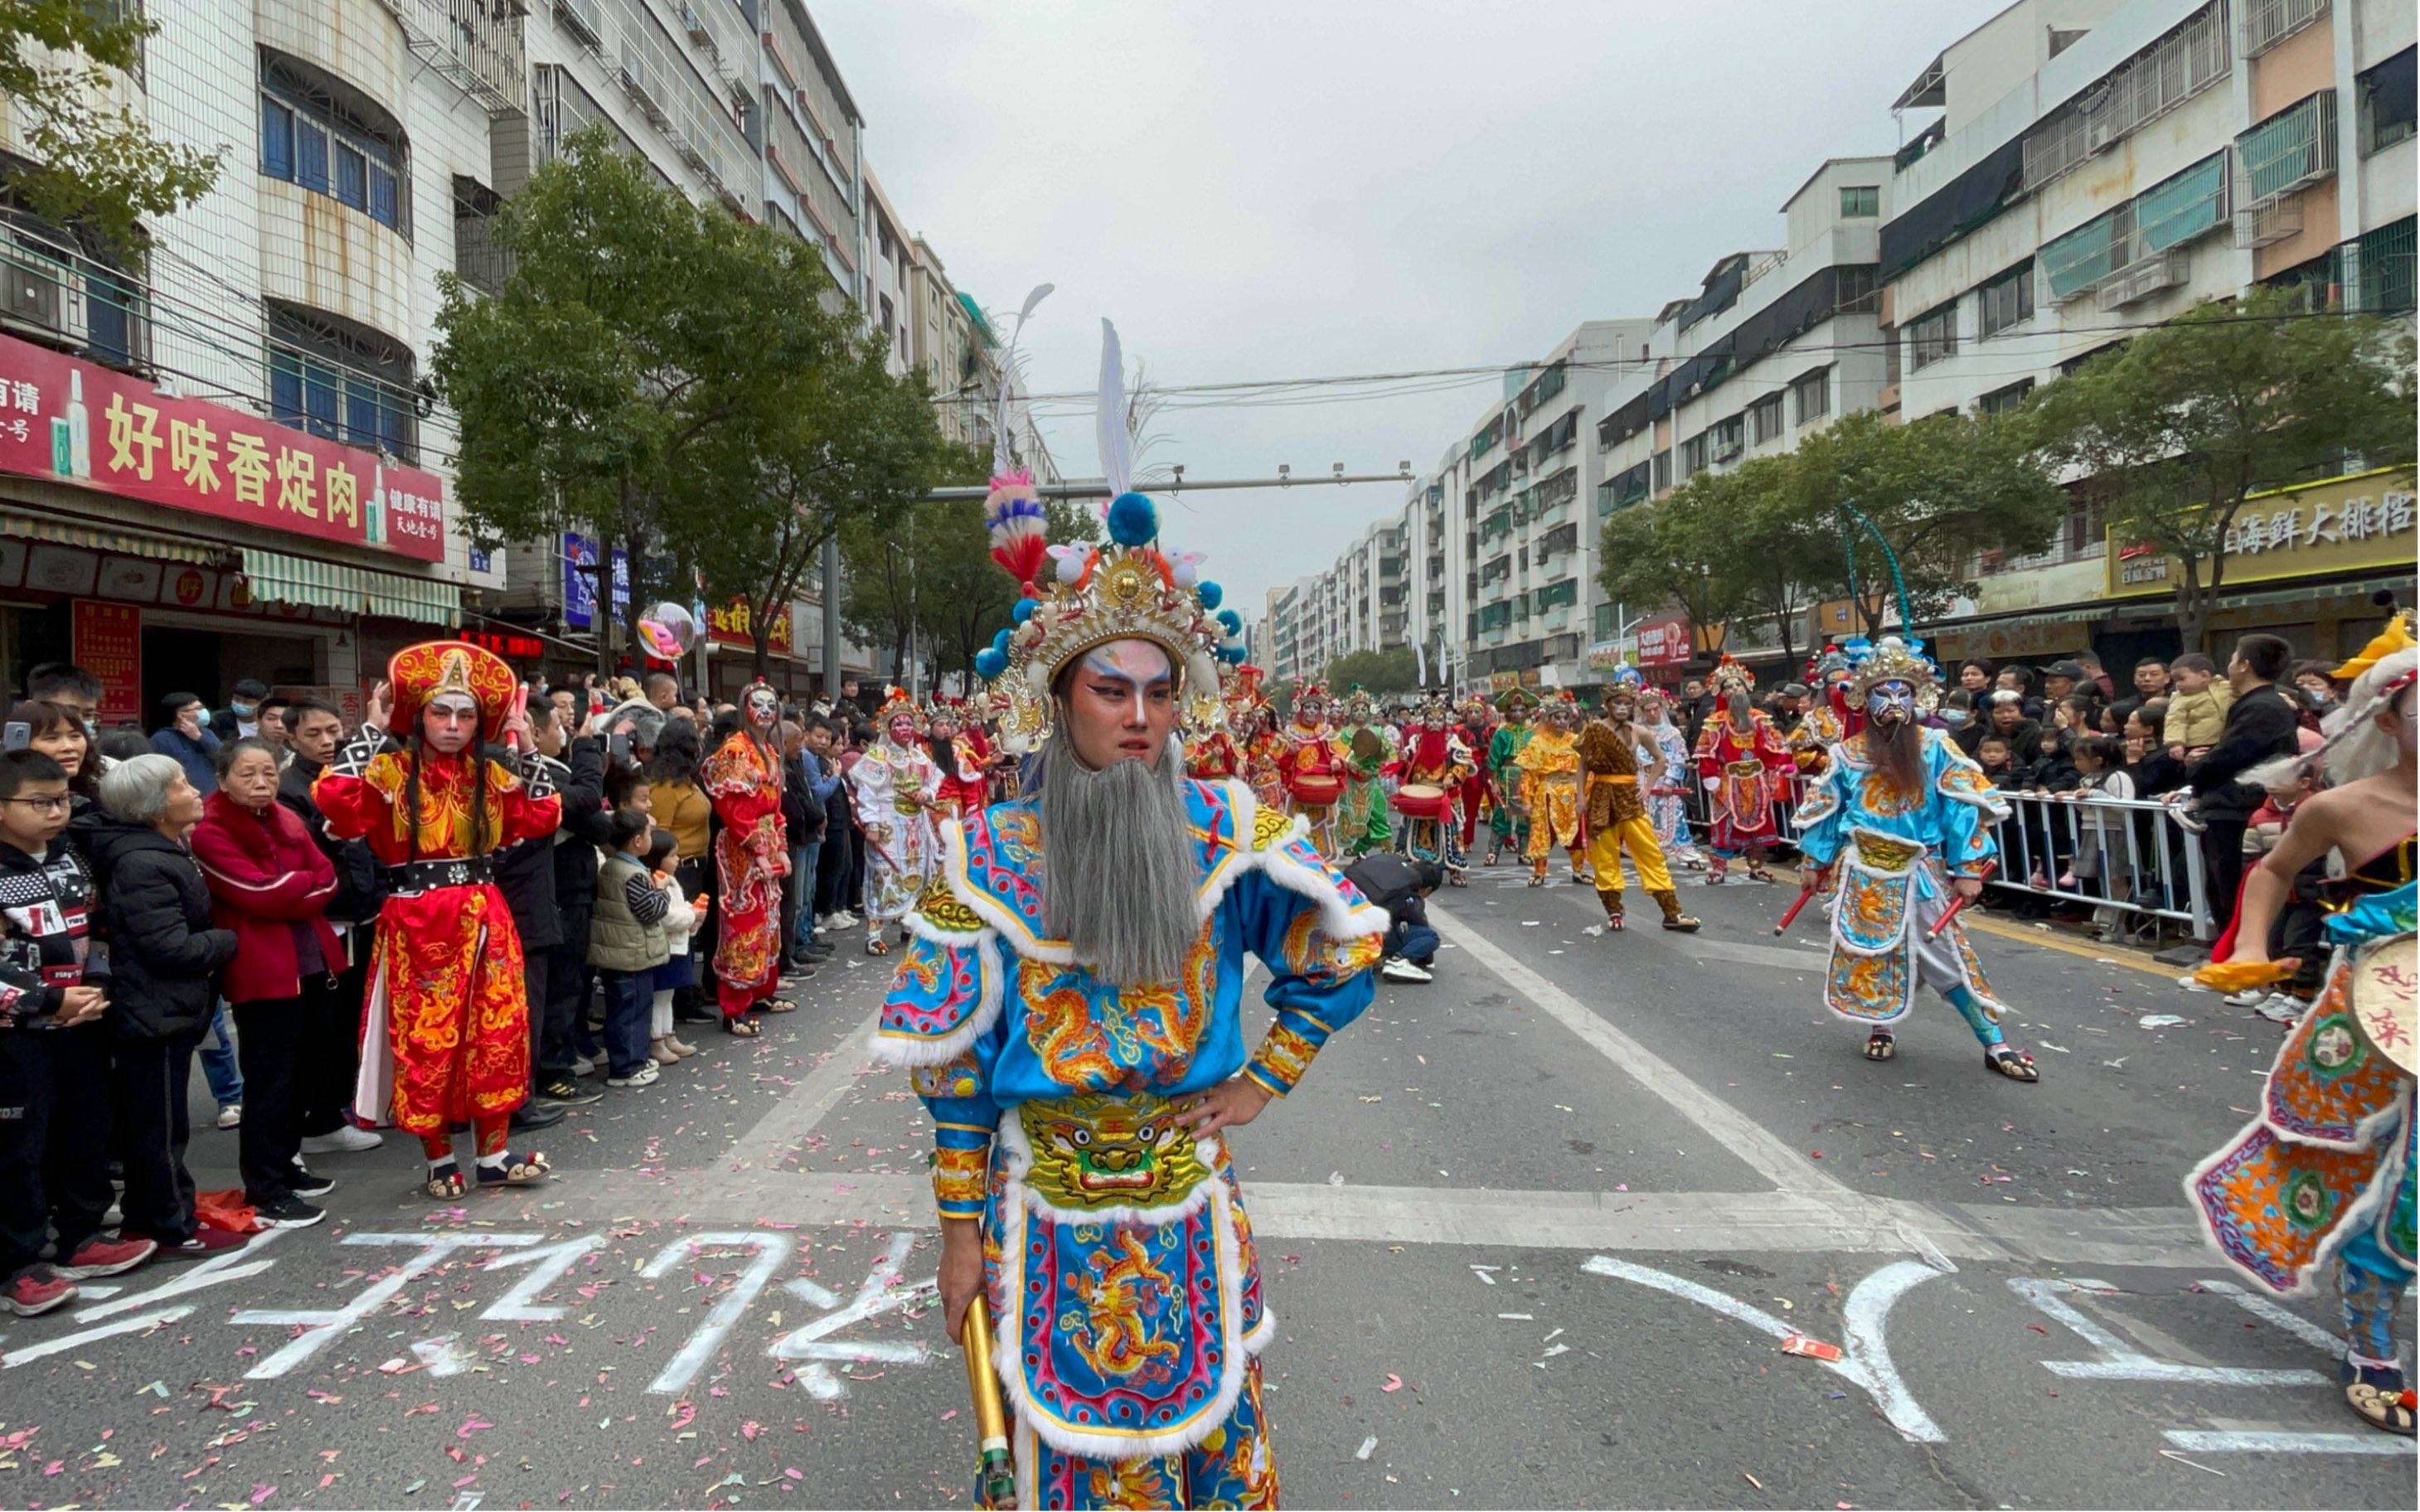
top-left (974, 647), bottom-right (1008, 681)
top-left (1012, 597), bottom-right (1038, 624)
top-left (1106, 492), bottom-right (1157, 547)
top-left (1195, 581), bottom-right (1223, 611)
top-left (991, 627), bottom-right (1014, 655)
top-left (1215, 608), bottom-right (1242, 635)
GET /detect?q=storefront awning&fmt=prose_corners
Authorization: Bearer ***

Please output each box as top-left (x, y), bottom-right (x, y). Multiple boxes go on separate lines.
top-left (0, 507), bottom-right (224, 566)
top-left (240, 548), bottom-right (462, 629)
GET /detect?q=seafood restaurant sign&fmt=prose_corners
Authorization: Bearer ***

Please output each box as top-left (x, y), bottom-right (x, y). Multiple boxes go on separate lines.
top-left (0, 331), bottom-right (446, 562)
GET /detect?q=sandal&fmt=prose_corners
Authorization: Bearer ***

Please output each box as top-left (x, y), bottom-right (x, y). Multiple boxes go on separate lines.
top-left (724, 1017), bottom-right (763, 1037)
top-left (2346, 1382), bottom-right (2418, 1436)
top-left (1525, 875), bottom-right (1545, 888)
top-left (1661, 914), bottom-right (1701, 932)
top-left (1603, 914), bottom-right (1625, 932)
top-left (1985, 1044), bottom-right (2039, 1083)
top-left (1863, 1032), bottom-right (1896, 1062)
top-left (865, 937), bottom-right (890, 957)
top-left (759, 997), bottom-right (799, 1014)
top-left (1746, 863), bottom-right (1774, 884)
top-left (424, 1162), bottom-right (465, 1200)
top-left (476, 1152), bottom-right (552, 1188)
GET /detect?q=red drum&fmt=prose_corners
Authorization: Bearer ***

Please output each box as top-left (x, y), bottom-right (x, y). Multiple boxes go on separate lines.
top-left (1392, 783), bottom-right (1448, 819)
top-left (1290, 775), bottom-right (1342, 807)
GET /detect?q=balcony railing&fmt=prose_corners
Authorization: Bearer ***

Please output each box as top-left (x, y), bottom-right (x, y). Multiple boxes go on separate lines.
top-left (380, 0), bottom-right (528, 117)
top-left (0, 218), bottom-right (149, 374)
top-left (2240, 0), bottom-right (2327, 59)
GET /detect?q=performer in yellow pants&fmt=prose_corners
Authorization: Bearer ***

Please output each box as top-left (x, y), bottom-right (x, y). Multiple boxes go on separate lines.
top-left (1517, 694), bottom-right (1587, 885)
top-left (1579, 681), bottom-right (1701, 932)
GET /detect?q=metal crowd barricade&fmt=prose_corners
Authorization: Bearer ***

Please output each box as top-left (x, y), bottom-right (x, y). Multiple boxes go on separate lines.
top-left (1986, 789), bottom-right (2214, 942)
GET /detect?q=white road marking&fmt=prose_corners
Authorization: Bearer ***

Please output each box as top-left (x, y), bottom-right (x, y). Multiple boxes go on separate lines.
top-left (71, 1227), bottom-right (286, 1322)
top-left (2, 1306), bottom-right (195, 1367)
top-left (769, 1230), bottom-right (935, 1399)
top-left (1430, 904), bottom-right (1845, 1197)
top-left (1582, 1253), bottom-right (1944, 1442)
top-left (2005, 1277), bottom-right (2329, 1386)
top-left (235, 1233), bottom-right (536, 1379)
top-left (638, 1232), bottom-right (792, 1395)
top-left (2162, 1430), bottom-right (2416, 1456)
top-left (482, 1234), bottom-right (607, 1322)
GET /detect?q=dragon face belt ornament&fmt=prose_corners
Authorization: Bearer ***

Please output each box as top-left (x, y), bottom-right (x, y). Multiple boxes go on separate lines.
top-left (1016, 1093), bottom-right (1211, 1216)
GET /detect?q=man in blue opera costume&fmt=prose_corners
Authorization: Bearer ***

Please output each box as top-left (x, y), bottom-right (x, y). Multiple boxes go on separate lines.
top-left (872, 322), bottom-right (1384, 1509)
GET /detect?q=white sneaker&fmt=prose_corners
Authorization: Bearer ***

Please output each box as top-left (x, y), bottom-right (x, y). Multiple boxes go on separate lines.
top-left (829, 910), bottom-right (859, 928)
top-left (1379, 957), bottom-right (1433, 984)
top-left (2253, 993), bottom-right (2303, 1024)
top-left (607, 1064), bottom-right (661, 1088)
top-left (216, 1103), bottom-right (242, 1130)
top-left (2222, 987), bottom-right (2268, 1008)
top-left (300, 1126), bottom-right (383, 1155)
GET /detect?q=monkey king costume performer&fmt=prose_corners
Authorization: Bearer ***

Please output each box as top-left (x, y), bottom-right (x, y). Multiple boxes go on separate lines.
top-left (1790, 638), bottom-right (2034, 1081)
top-left (1695, 656), bottom-right (1793, 884)
top-left (702, 682), bottom-right (792, 1025)
top-left (1332, 687), bottom-right (1394, 859)
top-left (1486, 687), bottom-right (1537, 865)
top-left (851, 689), bottom-right (943, 957)
top-left (878, 323), bottom-right (1384, 1508)
top-left (1516, 694), bottom-right (1588, 885)
top-left (317, 641), bottom-right (560, 1197)
top-left (2186, 616), bottom-right (2417, 1437)
top-left (1278, 683), bottom-right (1346, 859)
top-left (1455, 695), bottom-right (1496, 852)
top-left (1395, 695), bottom-right (1474, 876)
top-left (1578, 681), bottom-right (1699, 932)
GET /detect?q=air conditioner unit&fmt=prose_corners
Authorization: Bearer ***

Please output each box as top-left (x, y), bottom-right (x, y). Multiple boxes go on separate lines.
top-left (681, 4), bottom-right (711, 44)
top-left (2097, 250), bottom-right (2190, 310)
top-left (0, 255), bottom-right (63, 338)
top-left (1713, 439), bottom-right (1744, 464)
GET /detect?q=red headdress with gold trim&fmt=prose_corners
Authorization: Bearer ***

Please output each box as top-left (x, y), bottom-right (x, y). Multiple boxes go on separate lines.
top-left (388, 640), bottom-right (518, 745)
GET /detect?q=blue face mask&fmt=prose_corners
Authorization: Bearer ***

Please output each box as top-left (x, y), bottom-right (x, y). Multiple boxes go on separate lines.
top-left (1866, 682), bottom-right (1915, 724)
top-left (231, 702), bottom-right (255, 719)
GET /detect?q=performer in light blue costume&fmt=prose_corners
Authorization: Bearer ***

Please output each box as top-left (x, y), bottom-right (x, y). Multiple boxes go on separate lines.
top-left (1791, 637), bottom-right (2039, 1081)
top-left (872, 322), bottom-right (1386, 1508)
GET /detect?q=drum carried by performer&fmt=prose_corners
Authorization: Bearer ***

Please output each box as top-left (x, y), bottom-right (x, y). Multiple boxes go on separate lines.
top-left (1395, 694), bottom-right (1474, 880)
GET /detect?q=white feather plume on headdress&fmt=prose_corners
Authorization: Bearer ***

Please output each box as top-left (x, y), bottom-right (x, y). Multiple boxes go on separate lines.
top-left (1096, 317), bottom-right (1133, 501)
top-left (988, 283), bottom-right (1051, 477)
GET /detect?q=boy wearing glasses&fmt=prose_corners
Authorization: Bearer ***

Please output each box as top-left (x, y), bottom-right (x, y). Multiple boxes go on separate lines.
top-left (1, 750), bottom-right (153, 1316)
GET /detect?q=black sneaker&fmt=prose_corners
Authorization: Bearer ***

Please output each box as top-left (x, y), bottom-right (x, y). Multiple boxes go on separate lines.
top-left (287, 1165), bottom-right (337, 1199)
top-left (511, 1102), bottom-right (566, 1132)
top-left (536, 1078), bottom-right (604, 1107)
top-left (253, 1194), bottom-right (326, 1228)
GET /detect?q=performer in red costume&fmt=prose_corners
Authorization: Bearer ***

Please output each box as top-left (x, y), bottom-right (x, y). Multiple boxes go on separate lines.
top-left (1280, 682), bottom-right (1348, 858)
top-left (1693, 655), bottom-right (1794, 884)
top-left (1455, 695), bottom-right (1496, 852)
top-left (925, 701), bottom-right (991, 826)
top-left (316, 642), bottom-right (560, 1198)
top-left (701, 681), bottom-right (792, 1034)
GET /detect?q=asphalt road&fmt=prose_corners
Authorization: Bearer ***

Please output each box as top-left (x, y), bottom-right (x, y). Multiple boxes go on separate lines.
top-left (1, 865), bottom-right (2411, 1510)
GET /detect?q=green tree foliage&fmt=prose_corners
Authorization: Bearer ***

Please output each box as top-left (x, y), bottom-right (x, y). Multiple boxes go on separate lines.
top-left (1, 2), bottom-right (221, 264)
top-left (2030, 289), bottom-right (2417, 648)
top-left (1595, 482), bottom-right (1750, 660)
top-left (434, 129), bottom-right (948, 676)
top-left (1324, 647), bottom-right (1423, 700)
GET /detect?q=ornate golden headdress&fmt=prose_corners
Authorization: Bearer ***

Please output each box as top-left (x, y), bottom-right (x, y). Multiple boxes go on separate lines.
top-left (1338, 686), bottom-right (1380, 726)
top-left (1710, 654), bottom-right (1755, 695)
top-left (970, 322), bottom-right (1242, 755)
top-left (875, 686), bottom-right (922, 727)
top-left (388, 640), bottom-right (518, 744)
top-left (1846, 636), bottom-right (1938, 702)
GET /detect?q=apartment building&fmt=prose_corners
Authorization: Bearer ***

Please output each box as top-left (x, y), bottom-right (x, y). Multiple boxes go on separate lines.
top-left (1877, 0), bottom-right (2416, 666)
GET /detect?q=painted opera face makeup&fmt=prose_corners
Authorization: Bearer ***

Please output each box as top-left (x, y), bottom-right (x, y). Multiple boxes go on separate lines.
top-left (1867, 680), bottom-right (1916, 725)
top-left (886, 715), bottom-right (919, 748)
top-left (1064, 638), bottom-right (1176, 770)
top-left (424, 694), bottom-right (479, 754)
top-left (745, 687), bottom-right (781, 729)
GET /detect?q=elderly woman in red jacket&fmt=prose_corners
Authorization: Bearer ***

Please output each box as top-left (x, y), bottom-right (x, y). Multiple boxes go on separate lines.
top-left (192, 737), bottom-right (343, 1228)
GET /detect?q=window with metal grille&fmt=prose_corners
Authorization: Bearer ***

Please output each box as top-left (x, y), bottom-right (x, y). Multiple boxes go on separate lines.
top-left (1978, 380), bottom-right (2034, 416)
top-left (1711, 414), bottom-right (1744, 463)
top-left (259, 56), bottom-right (410, 236)
top-left (1791, 367), bottom-right (1830, 425)
top-left (1678, 432), bottom-right (1708, 481)
top-left (2359, 47), bottom-right (2416, 158)
top-left (2022, 2), bottom-right (2229, 190)
top-left (1977, 259), bottom-right (2035, 337)
top-left (1651, 448), bottom-right (1671, 492)
top-left (1907, 302), bottom-right (1957, 370)
top-left (265, 303), bottom-right (418, 463)
top-left (1602, 460), bottom-right (1651, 512)
top-left (1835, 264), bottom-right (1879, 314)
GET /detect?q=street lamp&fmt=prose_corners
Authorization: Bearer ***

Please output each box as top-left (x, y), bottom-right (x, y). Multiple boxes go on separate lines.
top-left (885, 538), bottom-right (919, 700)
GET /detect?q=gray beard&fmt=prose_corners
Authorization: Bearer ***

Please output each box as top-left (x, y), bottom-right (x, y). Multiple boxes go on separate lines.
top-left (1030, 741), bottom-right (1200, 988)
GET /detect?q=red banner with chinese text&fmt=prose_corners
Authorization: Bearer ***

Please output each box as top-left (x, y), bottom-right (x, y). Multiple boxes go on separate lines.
top-left (0, 332), bottom-right (445, 562)
top-left (707, 598), bottom-right (793, 652)
top-left (71, 600), bottom-right (142, 725)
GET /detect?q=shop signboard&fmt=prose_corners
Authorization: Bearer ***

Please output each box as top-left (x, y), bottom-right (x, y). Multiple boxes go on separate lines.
top-left (1635, 620), bottom-right (1692, 666)
top-left (561, 535), bottom-right (630, 629)
top-left (707, 598), bottom-right (793, 652)
top-left (0, 332), bottom-right (446, 562)
top-left (71, 600), bottom-right (141, 725)
top-left (1584, 638), bottom-right (1635, 674)
top-left (2106, 468), bottom-right (2418, 598)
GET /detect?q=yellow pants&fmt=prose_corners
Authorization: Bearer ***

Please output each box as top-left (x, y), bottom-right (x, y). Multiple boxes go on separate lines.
top-left (1586, 814), bottom-right (1672, 897)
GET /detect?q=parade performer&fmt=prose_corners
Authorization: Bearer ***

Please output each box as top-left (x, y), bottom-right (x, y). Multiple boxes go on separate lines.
top-left (1790, 637), bottom-right (2033, 1080)
top-left (1578, 682), bottom-right (1698, 932)
top-left (1395, 695), bottom-right (1474, 878)
top-left (316, 642), bottom-right (560, 1197)
top-left (1637, 687), bottom-right (1705, 870)
top-left (1333, 687), bottom-right (1394, 858)
top-left (1516, 693), bottom-right (1587, 886)
top-left (1695, 656), bottom-right (1792, 884)
top-left (2190, 613), bottom-right (2416, 1436)
top-left (701, 682), bottom-right (793, 1030)
top-left (1227, 666), bottom-right (1287, 813)
top-left (928, 701), bottom-right (992, 827)
top-left (1278, 682), bottom-right (1346, 858)
top-left (877, 324), bottom-right (1384, 1506)
top-left (1486, 687), bottom-right (1538, 865)
top-left (1184, 674), bottom-right (1245, 783)
top-left (850, 689), bottom-right (943, 957)
top-left (1454, 695), bottom-right (1496, 853)
top-left (1792, 647), bottom-right (1855, 776)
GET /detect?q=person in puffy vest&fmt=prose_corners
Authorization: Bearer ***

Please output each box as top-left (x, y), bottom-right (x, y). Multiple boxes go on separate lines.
top-left (587, 809), bottom-right (671, 1090)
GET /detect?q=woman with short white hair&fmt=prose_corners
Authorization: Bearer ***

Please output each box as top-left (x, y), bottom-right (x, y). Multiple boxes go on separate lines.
top-left (85, 754), bottom-right (245, 1256)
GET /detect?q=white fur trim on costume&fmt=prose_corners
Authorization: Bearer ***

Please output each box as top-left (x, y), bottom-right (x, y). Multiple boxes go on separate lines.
top-left (939, 812), bottom-right (1079, 966)
top-left (868, 938), bottom-right (1006, 1069)
top-left (989, 1147), bottom-right (1258, 1461)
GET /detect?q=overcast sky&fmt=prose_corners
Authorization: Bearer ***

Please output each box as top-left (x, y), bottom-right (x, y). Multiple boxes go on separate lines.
top-left (812, 0), bottom-right (2010, 617)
